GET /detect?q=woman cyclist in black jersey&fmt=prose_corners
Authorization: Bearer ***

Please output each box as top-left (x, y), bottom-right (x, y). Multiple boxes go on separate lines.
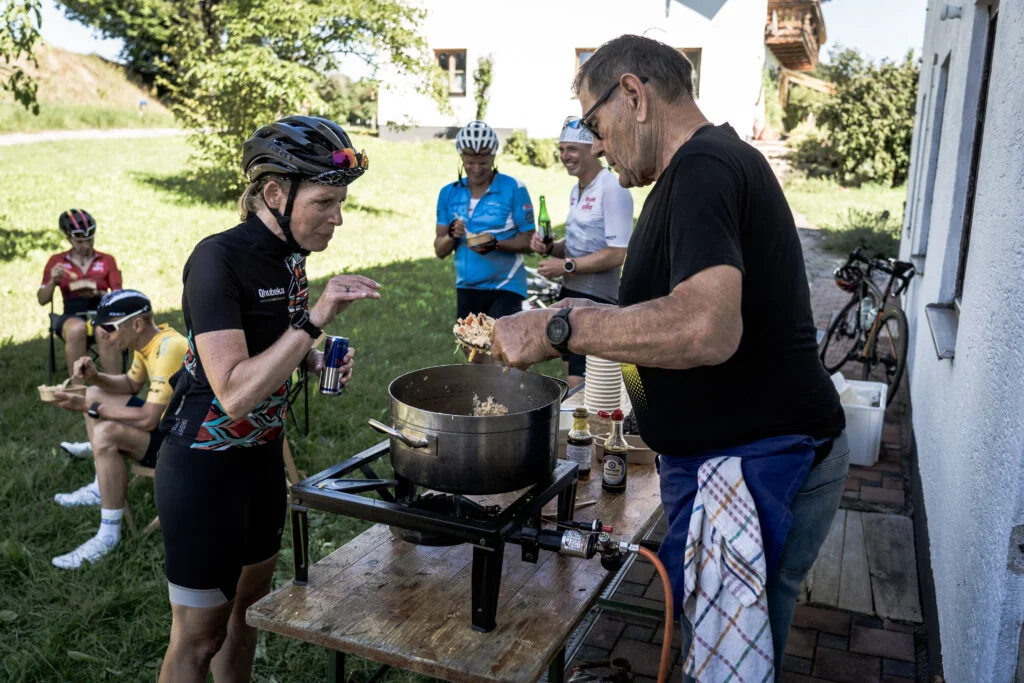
top-left (155, 115), bottom-right (380, 681)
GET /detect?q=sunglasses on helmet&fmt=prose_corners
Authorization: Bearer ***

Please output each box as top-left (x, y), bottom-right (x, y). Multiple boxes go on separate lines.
top-left (331, 148), bottom-right (369, 170)
top-left (98, 308), bottom-right (146, 334)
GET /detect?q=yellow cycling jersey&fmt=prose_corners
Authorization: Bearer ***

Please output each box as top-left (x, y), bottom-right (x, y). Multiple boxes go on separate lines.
top-left (127, 324), bottom-right (188, 408)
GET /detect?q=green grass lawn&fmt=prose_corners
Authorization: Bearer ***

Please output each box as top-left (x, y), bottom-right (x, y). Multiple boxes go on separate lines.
top-left (0, 103), bottom-right (177, 133)
top-left (0, 134), bottom-right (651, 682)
top-left (782, 174), bottom-right (909, 257)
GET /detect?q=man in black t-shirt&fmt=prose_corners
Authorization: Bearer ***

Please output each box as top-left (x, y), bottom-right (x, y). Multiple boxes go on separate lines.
top-left (492, 36), bottom-right (847, 676)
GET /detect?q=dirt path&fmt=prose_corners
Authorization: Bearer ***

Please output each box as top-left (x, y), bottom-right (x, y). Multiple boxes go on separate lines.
top-left (0, 127), bottom-right (183, 147)
top-left (750, 139), bottom-right (844, 284)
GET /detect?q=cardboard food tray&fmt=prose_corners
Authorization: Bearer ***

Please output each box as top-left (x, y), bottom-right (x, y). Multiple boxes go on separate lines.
top-left (38, 383), bottom-right (87, 402)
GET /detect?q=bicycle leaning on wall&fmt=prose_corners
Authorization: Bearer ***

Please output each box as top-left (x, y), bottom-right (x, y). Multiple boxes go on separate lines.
top-left (819, 247), bottom-right (916, 406)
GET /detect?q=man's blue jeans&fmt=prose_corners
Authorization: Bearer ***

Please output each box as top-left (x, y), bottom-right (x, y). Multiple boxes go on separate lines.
top-left (665, 432), bottom-right (850, 681)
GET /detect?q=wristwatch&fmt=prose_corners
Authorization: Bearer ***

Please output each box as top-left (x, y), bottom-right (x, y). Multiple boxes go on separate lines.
top-left (290, 310), bottom-right (323, 340)
top-left (545, 307), bottom-right (573, 355)
top-left (87, 402), bottom-right (102, 419)
top-left (563, 259), bottom-right (576, 274)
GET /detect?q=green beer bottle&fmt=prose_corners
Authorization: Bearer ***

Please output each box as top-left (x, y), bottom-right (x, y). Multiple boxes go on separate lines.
top-left (537, 195), bottom-right (553, 245)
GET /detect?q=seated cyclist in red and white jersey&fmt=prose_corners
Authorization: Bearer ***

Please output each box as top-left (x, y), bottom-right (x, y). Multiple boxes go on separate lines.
top-left (38, 209), bottom-right (123, 378)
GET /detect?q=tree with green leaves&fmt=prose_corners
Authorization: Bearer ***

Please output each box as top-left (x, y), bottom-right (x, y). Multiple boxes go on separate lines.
top-left (58, 0), bottom-right (447, 192)
top-left (1, 0), bottom-right (42, 114)
top-left (814, 48), bottom-right (919, 186)
top-left (473, 55), bottom-right (493, 121)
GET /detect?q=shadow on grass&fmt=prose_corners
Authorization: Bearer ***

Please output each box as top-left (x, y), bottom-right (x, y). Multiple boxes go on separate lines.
top-left (819, 209), bottom-right (901, 258)
top-left (133, 171), bottom-right (236, 208)
top-left (0, 254), bottom-right (561, 683)
top-left (0, 226), bottom-right (64, 263)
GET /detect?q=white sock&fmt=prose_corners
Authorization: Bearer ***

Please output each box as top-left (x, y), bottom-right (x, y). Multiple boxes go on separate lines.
top-left (98, 508), bottom-right (123, 546)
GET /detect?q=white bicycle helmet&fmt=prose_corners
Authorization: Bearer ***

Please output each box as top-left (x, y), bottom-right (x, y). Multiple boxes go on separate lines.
top-left (455, 120), bottom-right (499, 155)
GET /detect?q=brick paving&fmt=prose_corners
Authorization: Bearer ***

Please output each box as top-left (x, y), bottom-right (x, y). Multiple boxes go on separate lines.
top-left (567, 275), bottom-right (928, 682)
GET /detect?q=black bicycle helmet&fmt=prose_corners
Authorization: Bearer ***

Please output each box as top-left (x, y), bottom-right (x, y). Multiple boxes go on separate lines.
top-left (58, 209), bottom-right (96, 240)
top-left (242, 115), bottom-right (369, 254)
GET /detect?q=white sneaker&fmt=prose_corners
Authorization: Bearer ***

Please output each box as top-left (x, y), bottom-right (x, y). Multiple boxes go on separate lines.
top-left (60, 441), bottom-right (93, 460)
top-left (51, 535), bottom-right (116, 569)
top-left (54, 480), bottom-right (101, 508)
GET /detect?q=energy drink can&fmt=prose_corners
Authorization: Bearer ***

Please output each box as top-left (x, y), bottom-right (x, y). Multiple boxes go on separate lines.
top-left (319, 336), bottom-right (349, 396)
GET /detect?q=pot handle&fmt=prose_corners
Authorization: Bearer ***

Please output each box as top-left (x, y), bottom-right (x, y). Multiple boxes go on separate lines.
top-left (367, 419), bottom-right (429, 449)
top-left (551, 377), bottom-right (569, 404)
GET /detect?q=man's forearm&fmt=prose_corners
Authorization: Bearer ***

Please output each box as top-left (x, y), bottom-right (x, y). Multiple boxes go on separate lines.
top-left (89, 403), bottom-right (156, 431)
top-left (567, 295), bottom-right (739, 370)
top-left (497, 232), bottom-right (535, 254)
top-left (91, 372), bottom-right (135, 394)
top-left (571, 247), bottom-right (626, 275)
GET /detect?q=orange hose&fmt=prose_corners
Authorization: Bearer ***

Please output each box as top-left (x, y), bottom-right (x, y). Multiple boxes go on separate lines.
top-left (637, 546), bottom-right (673, 683)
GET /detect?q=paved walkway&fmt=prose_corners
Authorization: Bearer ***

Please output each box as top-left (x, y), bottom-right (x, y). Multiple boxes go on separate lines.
top-left (565, 272), bottom-right (927, 682)
top-left (0, 127), bottom-right (183, 146)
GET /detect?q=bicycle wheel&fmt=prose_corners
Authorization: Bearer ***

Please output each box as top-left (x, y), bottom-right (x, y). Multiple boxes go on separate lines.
top-left (862, 307), bottom-right (909, 405)
top-left (820, 296), bottom-right (862, 374)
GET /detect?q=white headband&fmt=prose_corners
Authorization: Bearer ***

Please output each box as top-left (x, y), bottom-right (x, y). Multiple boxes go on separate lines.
top-left (559, 117), bottom-right (594, 145)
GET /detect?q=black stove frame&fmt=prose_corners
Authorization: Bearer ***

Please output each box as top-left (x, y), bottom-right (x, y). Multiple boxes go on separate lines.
top-left (289, 440), bottom-right (579, 632)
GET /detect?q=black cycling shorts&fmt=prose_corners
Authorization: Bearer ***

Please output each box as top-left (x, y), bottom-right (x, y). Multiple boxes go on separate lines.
top-left (53, 297), bottom-right (100, 341)
top-left (154, 439), bottom-right (286, 607)
top-left (558, 288), bottom-right (614, 378)
top-left (125, 395), bottom-right (166, 468)
top-left (456, 288), bottom-right (524, 321)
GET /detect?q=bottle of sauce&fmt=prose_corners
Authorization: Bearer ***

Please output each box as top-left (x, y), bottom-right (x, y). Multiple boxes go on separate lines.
top-left (566, 407), bottom-right (593, 479)
top-left (600, 409), bottom-right (628, 494)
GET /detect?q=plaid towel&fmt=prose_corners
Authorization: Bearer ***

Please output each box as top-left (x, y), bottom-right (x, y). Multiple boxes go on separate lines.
top-left (683, 456), bottom-right (774, 682)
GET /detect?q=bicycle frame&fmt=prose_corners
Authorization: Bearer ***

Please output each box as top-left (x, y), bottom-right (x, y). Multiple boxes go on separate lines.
top-left (845, 250), bottom-right (915, 360)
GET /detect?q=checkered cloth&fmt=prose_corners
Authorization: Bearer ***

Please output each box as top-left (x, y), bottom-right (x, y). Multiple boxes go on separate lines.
top-left (683, 456), bottom-right (774, 682)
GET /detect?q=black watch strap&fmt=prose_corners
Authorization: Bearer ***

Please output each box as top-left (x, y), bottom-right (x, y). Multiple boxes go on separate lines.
top-left (291, 310), bottom-right (322, 340)
top-left (87, 402), bottom-right (102, 419)
top-left (546, 307), bottom-right (573, 355)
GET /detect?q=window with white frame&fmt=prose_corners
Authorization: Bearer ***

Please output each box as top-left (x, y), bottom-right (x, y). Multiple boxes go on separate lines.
top-left (436, 50), bottom-right (467, 96)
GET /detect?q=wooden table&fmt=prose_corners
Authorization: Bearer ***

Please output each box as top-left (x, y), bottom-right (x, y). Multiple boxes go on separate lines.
top-left (247, 459), bottom-right (663, 682)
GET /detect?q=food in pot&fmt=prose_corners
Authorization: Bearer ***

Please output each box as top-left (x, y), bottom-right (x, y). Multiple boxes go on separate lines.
top-left (472, 393), bottom-right (508, 416)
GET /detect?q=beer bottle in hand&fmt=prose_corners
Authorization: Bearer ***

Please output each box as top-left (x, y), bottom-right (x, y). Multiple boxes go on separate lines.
top-left (600, 409), bottom-right (628, 494)
top-left (537, 195), bottom-right (553, 245)
top-left (566, 407), bottom-right (593, 479)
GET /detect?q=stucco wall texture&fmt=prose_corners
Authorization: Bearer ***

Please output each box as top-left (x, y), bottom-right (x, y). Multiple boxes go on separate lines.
top-left (900, 2), bottom-right (1024, 681)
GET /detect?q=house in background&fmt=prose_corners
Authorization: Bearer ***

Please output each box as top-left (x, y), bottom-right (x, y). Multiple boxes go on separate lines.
top-left (377, 0), bottom-right (826, 142)
top-left (899, 0), bottom-right (1024, 680)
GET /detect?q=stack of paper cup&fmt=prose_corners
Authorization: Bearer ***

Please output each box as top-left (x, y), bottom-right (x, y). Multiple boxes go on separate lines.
top-left (584, 356), bottom-right (623, 412)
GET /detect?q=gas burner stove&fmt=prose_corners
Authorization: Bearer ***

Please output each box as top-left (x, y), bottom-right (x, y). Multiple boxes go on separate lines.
top-left (288, 441), bottom-right (582, 631)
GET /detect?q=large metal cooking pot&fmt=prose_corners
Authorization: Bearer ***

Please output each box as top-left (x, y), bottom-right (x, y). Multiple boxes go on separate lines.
top-left (368, 364), bottom-right (567, 494)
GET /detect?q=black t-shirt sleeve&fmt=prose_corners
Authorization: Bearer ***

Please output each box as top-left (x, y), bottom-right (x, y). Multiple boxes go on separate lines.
top-left (184, 241), bottom-right (244, 334)
top-left (666, 152), bottom-right (745, 289)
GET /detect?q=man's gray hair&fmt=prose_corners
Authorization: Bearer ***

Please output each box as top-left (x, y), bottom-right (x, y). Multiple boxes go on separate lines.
top-left (573, 35), bottom-right (695, 102)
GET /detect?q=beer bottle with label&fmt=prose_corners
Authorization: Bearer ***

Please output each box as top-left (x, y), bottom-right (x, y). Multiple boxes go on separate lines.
top-left (566, 407), bottom-right (593, 479)
top-left (600, 409), bottom-right (628, 494)
top-left (537, 195), bottom-right (553, 245)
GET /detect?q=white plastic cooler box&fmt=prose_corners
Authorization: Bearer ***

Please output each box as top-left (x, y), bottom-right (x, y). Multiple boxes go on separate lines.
top-left (837, 379), bottom-right (888, 467)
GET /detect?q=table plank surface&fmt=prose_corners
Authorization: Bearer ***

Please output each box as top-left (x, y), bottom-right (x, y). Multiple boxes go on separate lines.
top-left (248, 463), bottom-right (662, 682)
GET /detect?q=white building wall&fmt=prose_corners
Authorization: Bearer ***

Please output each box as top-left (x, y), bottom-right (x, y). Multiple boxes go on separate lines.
top-left (379, 0), bottom-right (768, 139)
top-left (899, 1), bottom-right (1024, 680)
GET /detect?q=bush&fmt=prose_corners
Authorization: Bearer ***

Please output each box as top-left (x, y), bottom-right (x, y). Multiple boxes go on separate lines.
top-left (783, 85), bottom-right (830, 132)
top-left (814, 48), bottom-right (919, 186)
top-left (316, 74), bottom-right (377, 128)
top-left (503, 130), bottom-right (558, 168)
top-left (762, 68), bottom-right (785, 133)
top-left (789, 121), bottom-right (841, 178)
top-left (821, 207), bottom-right (902, 258)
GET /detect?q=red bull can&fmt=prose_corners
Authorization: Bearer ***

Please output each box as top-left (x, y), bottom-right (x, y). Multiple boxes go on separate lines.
top-left (319, 336), bottom-right (349, 396)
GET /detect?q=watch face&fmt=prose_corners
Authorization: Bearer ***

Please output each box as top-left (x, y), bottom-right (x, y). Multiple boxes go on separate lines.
top-left (547, 316), bottom-right (570, 345)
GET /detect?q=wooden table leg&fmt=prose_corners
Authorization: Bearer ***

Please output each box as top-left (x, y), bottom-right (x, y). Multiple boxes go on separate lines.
top-left (328, 650), bottom-right (345, 683)
top-left (548, 646), bottom-right (566, 683)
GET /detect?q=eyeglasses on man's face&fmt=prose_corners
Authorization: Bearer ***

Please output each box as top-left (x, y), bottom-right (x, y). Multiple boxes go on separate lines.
top-left (580, 76), bottom-right (648, 141)
top-left (99, 309), bottom-right (146, 334)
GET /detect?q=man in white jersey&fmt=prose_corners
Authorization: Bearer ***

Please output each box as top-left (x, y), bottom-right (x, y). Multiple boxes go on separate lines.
top-left (531, 116), bottom-right (633, 386)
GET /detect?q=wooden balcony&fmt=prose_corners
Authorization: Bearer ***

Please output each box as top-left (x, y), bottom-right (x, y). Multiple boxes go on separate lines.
top-left (765, 0), bottom-right (827, 72)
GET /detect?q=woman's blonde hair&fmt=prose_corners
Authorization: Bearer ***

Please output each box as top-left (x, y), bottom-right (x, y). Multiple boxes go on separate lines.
top-left (237, 176), bottom-right (291, 219)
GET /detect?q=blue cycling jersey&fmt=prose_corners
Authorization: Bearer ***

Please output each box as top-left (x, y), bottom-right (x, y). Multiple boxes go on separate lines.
top-left (436, 172), bottom-right (535, 296)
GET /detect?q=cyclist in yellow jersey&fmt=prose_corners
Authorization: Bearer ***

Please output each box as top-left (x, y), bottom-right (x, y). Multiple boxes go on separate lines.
top-left (47, 290), bottom-right (187, 569)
